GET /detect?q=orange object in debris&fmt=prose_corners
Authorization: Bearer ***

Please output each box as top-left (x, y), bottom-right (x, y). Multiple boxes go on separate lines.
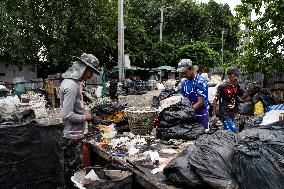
top-left (99, 139), bottom-right (110, 148)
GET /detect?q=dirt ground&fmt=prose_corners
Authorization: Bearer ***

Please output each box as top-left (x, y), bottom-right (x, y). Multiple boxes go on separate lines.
top-left (118, 90), bottom-right (161, 107)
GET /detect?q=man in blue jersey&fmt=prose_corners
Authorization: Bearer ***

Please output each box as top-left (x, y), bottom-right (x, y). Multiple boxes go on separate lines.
top-left (177, 59), bottom-right (209, 131)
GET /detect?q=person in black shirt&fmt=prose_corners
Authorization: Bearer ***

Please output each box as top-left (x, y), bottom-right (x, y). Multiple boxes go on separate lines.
top-left (109, 72), bottom-right (118, 102)
top-left (212, 67), bottom-right (252, 133)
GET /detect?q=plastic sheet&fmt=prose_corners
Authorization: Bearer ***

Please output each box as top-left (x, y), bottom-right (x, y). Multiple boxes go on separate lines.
top-left (0, 123), bottom-right (64, 189)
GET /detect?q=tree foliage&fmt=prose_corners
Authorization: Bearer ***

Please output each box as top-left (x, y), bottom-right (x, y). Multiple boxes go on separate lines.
top-left (0, 0), bottom-right (117, 71)
top-left (175, 41), bottom-right (220, 68)
top-left (0, 0), bottom-right (240, 72)
top-left (236, 0), bottom-right (284, 74)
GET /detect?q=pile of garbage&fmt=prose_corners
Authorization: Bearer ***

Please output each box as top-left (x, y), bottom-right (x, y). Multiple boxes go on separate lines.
top-left (164, 122), bottom-right (284, 189)
top-left (238, 86), bottom-right (277, 116)
top-left (121, 80), bottom-right (148, 96)
top-left (91, 103), bottom-right (129, 131)
top-left (0, 93), bottom-right (48, 125)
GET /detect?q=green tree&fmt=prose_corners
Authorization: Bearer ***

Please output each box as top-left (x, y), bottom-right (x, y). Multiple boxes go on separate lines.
top-left (0, 0), bottom-right (117, 71)
top-left (236, 0), bottom-right (284, 73)
top-left (175, 41), bottom-right (220, 68)
top-left (201, 0), bottom-right (240, 53)
top-left (124, 0), bottom-right (239, 68)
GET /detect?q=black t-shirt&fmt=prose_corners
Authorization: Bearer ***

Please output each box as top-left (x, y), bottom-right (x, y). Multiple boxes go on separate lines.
top-left (215, 81), bottom-right (244, 120)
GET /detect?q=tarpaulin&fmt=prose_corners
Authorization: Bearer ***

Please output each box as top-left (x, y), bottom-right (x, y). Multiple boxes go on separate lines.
top-left (0, 123), bottom-right (64, 189)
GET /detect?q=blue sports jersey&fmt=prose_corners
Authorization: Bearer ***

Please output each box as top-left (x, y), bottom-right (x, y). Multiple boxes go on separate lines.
top-left (180, 74), bottom-right (209, 108)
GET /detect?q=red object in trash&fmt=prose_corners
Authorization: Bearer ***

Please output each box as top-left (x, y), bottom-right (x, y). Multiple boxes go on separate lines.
top-left (153, 113), bottom-right (160, 128)
top-left (82, 143), bottom-right (90, 167)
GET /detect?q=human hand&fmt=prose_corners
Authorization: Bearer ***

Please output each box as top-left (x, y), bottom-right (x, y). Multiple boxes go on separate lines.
top-left (84, 113), bottom-right (93, 121)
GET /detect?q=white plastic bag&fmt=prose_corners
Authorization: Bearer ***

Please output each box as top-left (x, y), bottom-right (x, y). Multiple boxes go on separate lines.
top-left (156, 83), bottom-right (165, 90)
top-left (0, 96), bottom-right (20, 119)
top-left (95, 86), bottom-right (103, 98)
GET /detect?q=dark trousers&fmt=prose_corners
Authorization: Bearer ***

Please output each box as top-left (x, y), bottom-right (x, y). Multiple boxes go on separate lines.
top-left (63, 138), bottom-right (83, 189)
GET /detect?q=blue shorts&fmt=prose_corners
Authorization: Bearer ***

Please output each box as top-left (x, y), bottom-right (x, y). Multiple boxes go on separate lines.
top-left (196, 109), bottom-right (209, 130)
top-left (223, 118), bottom-right (238, 133)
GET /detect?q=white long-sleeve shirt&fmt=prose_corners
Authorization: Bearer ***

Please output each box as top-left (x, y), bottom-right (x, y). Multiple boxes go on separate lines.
top-left (59, 79), bottom-right (85, 138)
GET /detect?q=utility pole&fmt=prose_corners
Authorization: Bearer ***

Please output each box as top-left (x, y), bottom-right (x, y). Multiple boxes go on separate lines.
top-left (221, 30), bottom-right (225, 66)
top-left (118, 0), bottom-right (124, 81)
top-left (159, 6), bottom-right (172, 42)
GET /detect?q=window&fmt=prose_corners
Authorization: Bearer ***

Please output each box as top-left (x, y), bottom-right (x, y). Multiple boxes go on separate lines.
top-left (0, 73), bottom-right (5, 76)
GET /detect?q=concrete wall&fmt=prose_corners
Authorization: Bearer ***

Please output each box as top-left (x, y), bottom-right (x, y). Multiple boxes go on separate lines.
top-left (0, 60), bottom-right (37, 83)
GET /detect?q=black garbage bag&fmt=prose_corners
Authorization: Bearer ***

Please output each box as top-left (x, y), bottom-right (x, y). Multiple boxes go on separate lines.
top-left (238, 102), bottom-right (253, 115)
top-left (163, 145), bottom-right (208, 189)
top-left (157, 100), bottom-right (204, 140)
top-left (158, 89), bottom-right (177, 101)
top-left (151, 96), bottom-right (160, 108)
top-left (232, 129), bottom-right (284, 189)
top-left (91, 103), bottom-right (127, 116)
top-left (0, 123), bottom-right (64, 189)
top-left (159, 100), bottom-right (196, 126)
top-left (189, 131), bottom-right (239, 189)
top-left (157, 123), bottom-right (204, 140)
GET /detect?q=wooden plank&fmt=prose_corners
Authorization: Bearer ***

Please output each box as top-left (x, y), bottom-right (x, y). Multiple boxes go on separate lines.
top-left (89, 143), bottom-right (165, 189)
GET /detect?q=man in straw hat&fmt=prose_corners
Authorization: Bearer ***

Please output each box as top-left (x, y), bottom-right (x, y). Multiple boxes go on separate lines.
top-left (59, 53), bottom-right (100, 188)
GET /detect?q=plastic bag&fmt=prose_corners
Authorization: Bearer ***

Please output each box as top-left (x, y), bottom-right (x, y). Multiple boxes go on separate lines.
top-left (163, 145), bottom-right (206, 188)
top-left (253, 101), bottom-right (264, 116)
top-left (157, 123), bottom-right (204, 140)
top-left (238, 102), bottom-right (253, 115)
top-left (0, 96), bottom-right (20, 119)
top-left (232, 129), bottom-right (284, 189)
top-left (189, 131), bottom-right (239, 189)
top-left (157, 100), bottom-right (204, 140)
top-left (91, 103), bottom-right (127, 116)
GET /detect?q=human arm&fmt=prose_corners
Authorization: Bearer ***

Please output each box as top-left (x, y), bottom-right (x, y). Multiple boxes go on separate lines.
top-left (193, 96), bottom-right (204, 111)
top-left (240, 91), bottom-right (250, 101)
top-left (212, 84), bottom-right (222, 115)
top-left (212, 98), bottom-right (217, 116)
top-left (238, 84), bottom-right (250, 101)
top-left (180, 79), bottom-right (186, 97)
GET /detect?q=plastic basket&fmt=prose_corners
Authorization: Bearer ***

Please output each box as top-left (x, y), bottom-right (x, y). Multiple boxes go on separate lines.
top-left (125, 107), bottom-right (158, 135)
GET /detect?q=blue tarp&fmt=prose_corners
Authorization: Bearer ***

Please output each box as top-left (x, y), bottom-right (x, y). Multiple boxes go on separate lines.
top-left (267, 104), bottom-right (284, 111)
